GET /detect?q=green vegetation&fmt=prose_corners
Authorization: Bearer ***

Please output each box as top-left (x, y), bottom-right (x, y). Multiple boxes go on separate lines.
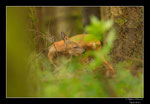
top-left (85, 16), bottom-right (116, 68)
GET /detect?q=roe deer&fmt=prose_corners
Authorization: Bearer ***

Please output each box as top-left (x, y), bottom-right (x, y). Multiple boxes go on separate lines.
top-left (48, 32), bottom-right (85, 67)
top-left (48, 32), bottom-right (114, 75)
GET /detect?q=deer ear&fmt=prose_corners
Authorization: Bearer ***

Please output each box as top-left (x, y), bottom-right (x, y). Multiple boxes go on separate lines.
top-left (61, 32), bottom-right (68, 42)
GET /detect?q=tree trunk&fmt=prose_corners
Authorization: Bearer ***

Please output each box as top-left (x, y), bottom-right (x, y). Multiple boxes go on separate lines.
top-left (101, 7), bottom-right (143, 63)
top-left (35, 7), bottom-right (45, 53)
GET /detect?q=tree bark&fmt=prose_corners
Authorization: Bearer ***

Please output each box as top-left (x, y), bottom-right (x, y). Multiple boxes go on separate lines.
top-left (101, 7), bottom-right (143, 63)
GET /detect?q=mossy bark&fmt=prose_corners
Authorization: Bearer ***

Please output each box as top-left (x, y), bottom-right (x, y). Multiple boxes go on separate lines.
top-left (101, 7), bottom-right (143, 63)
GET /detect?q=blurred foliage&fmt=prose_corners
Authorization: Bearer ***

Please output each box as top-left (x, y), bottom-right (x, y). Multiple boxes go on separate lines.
top-left (7, 7), bottom-right (34, 97)
top-left (85, 16), bottom-right (114, 41)
top-left (7, 7), bottom-right (143, 97)
top-left (109, 61), bottom-right (143, 97)
top-left (84, 16), bottom-right (116, 69)
top-left (29, 55), bottom-right (143, 97)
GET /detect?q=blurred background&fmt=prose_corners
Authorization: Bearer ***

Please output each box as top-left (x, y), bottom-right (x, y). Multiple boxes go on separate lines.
top-left (7, 6), bottom-right (143, 97)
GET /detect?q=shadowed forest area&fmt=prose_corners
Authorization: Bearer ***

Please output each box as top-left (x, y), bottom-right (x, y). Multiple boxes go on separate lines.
top-left (7, 6), bottom-right (143, 97)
